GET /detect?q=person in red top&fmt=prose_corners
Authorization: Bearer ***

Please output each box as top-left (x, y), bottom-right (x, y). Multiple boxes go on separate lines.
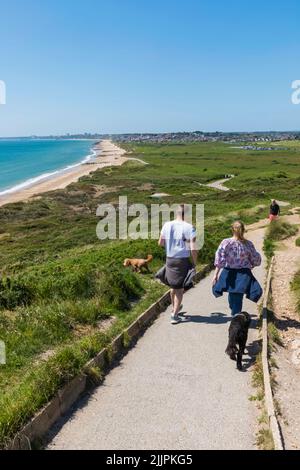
top-left (269, 200), bottom-right (280, 221)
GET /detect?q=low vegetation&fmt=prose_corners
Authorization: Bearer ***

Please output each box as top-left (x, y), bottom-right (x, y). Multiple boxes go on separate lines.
top-left (291, 270), bottom-right (300, 314)
top-left (251, 351), bottom-right (274, 449)
top-left (1, 140), bottom-right (300, 445)
top-left (266, 220), bottom-right (298, 242)
top-left (256, 428), bottom-right (275, 450)
top-left (264, 220), bottom-right (298, 260)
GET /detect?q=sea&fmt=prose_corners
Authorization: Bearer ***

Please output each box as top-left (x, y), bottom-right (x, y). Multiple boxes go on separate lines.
top-left (0, 139), bottom-right (97, 196)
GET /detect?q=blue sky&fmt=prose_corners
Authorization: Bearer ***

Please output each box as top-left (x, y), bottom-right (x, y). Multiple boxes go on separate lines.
top-left (0, 0), bottom-right (300, 136)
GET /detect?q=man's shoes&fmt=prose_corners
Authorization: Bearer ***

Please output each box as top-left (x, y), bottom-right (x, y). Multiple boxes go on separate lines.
top-left (171, 315), bottom-right (182, 325)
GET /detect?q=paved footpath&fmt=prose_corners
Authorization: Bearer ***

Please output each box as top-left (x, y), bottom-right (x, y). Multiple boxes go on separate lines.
top-left (47, 228), bottom-right (265, 450)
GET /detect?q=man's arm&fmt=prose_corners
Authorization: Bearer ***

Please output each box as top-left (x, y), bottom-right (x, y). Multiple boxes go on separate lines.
top-left (158, 234), bottom-right (165, 247)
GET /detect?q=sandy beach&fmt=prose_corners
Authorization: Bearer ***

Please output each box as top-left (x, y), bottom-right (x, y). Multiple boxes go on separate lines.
top-left (0, 140), bottom-right (128, 207)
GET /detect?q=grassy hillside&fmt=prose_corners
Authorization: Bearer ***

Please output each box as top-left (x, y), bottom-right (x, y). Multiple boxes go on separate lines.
top-left (0, 140), bottom-right (299, 445)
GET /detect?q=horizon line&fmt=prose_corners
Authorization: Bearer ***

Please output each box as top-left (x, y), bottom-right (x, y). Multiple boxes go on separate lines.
top-left (1, 129), bottom-right (300, 139)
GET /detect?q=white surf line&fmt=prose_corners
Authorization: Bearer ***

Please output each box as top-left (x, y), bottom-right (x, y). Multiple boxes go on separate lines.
top-left (0, 146), bottom-right (97, 197)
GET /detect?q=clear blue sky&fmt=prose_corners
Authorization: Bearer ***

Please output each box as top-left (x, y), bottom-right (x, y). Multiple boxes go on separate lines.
top-left (0, 0), bottom-right (300, 136)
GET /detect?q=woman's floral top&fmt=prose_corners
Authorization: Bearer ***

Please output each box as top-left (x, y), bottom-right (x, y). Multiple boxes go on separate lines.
top-left (214, 238), bottom-right (261, 269)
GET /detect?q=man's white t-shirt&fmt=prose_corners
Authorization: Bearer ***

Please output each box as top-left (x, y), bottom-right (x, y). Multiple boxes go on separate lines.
top-left (161, 220), bottom-right (196, 258)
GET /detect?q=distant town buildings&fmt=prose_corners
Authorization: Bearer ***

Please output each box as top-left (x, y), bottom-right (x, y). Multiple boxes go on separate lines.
top-left (233, 145), bottom-right (289, 151)
top-left (108, 131), bottom-right (300, 144)
top-left (1, 131), bottom-right (299, 143)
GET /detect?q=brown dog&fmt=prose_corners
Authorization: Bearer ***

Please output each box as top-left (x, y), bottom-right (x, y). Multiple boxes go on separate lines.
top-left (123, 254), bottom-right (153, 273)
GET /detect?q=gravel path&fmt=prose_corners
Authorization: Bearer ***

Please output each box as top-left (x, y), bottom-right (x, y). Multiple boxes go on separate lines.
top-left (195, 176), bottom-right (234, 192)
top-left (47, 229), bottom-right (265, 450)
top-left (206, 177), bottom-right (234, 191)
top-left (270, 213), bottom-right (300, 450)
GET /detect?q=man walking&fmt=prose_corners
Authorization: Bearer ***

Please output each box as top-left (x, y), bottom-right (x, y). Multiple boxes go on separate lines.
top-left (158, 204), bottom-right (198, 324)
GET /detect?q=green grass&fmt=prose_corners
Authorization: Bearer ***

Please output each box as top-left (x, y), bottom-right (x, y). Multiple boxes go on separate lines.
top-left (266, 220), bottom-right (298, 242)
top-left (267, 309), bottom-right (283, 347)
top-left (252, 352), bottom-right (264, 391)
top-left (291, 270), bottom-right (300, 315)
top-left (263, 237), bottom-right (276, 260)
top-left (1, 139), bottom-right (300, 445)
top-left (264, 220), bottom-right (298, 260)
top-left (0, 277), bottom-right (167, 447)
top-left (251, 331), bottom-right (276, 450)
top-left (0, 260), bottom-right (146, 395)
top-left (3, 141), bottom-right (300, 273)
top-left (256, 428), bottom-right (275, 450)
top-left (295, 237), bottom-right (300, 247)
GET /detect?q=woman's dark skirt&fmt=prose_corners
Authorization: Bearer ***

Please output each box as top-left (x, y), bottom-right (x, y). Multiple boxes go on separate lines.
top-left (165, 257), bottom-right (193, 289)
top-left (212, 267), bottom-right (263, 303)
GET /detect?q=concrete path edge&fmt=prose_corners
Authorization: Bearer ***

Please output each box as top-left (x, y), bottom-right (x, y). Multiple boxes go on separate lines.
top-left (262, 257), bottom-right (284, 450)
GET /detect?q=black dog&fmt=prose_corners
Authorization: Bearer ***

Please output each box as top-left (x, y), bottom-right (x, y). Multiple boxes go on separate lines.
top-left (225, 312), bottom-right (251, 371)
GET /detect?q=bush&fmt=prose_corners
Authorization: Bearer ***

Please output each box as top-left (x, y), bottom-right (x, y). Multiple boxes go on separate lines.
top-left (0, 277), bottom-right (33, 310)
top-left (0, 244), bottom-right (146, 310)
top-left (94, 266), bottom-right (143, 310)
top-left (275, 171), bottom-right (288, 179)
top-left (296, 237), bottom-right (300, 247)
top-left (266, 220), bottom-right (298, 242)
top-left (263, 238), bottom-right (275, 259)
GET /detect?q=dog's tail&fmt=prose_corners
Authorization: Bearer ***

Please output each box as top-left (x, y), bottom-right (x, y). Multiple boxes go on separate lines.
top-left (225, 341), bottom-right (238, 359)
top-left (146, 254), bottom-right (153, 263)
top-left (225, 329), bottom-right (238, 359)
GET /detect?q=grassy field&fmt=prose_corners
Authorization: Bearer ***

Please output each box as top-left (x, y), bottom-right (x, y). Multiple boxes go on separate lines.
top-left (1, 140), bottom-right (300, 445)
top-left (263, 219), bottom-right (299, 259)
top-left (292, 271), bottom-right (300, 313)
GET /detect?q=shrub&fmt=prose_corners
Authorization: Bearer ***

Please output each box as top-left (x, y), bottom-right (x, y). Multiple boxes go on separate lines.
top-left (275, 171), bottom-right (288, 179)
top-left (0, 277), bottom-right (33, 310)
top-left (263, 238), bottom-right (275, 260)
top-left (0, 244), bottom-right (145, 310)
top-left (296, 237), bottom-right (300, 247)
top-left (94, 266), bottom-right (143, 310)
top-left (266, 220), bottom-right (298, 242)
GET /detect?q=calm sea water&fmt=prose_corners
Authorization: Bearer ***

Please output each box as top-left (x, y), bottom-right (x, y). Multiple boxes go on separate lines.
top-left (0, 139), bottom-right (97, 195)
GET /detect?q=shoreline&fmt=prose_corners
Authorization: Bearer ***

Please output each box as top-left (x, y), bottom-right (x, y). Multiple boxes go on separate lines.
top-left (0, 140), bottom-right (128, 207)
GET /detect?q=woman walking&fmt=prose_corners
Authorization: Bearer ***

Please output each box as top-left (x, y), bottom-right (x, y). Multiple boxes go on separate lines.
top-left (212, 221), bottom-right (262, 315)
top-left (158, 204), bottom-right (198, 324)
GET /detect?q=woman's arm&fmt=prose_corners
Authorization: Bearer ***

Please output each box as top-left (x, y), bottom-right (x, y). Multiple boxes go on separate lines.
top-left (248, 241), bottom-right (261, 267)
top-left (212, 240), bottom-right (227, 284)
top-left (212, 267), bottom-right (221, 285)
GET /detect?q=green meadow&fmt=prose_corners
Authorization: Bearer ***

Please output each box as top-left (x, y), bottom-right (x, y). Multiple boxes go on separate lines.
top-left (0, 140), bottom-right (300, 445)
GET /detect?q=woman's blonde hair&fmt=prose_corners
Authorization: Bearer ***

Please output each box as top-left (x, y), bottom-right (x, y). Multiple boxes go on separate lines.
top-left (231, 220), bottom-right (246, 242)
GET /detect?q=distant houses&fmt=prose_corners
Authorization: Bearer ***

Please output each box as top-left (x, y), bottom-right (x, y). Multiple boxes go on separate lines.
top-left (110, 131), bottom-right (300, 144)
top-left (1, 131), bottom-right (299, 144)
top-left (233, 145), bottom-right (289, 151)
